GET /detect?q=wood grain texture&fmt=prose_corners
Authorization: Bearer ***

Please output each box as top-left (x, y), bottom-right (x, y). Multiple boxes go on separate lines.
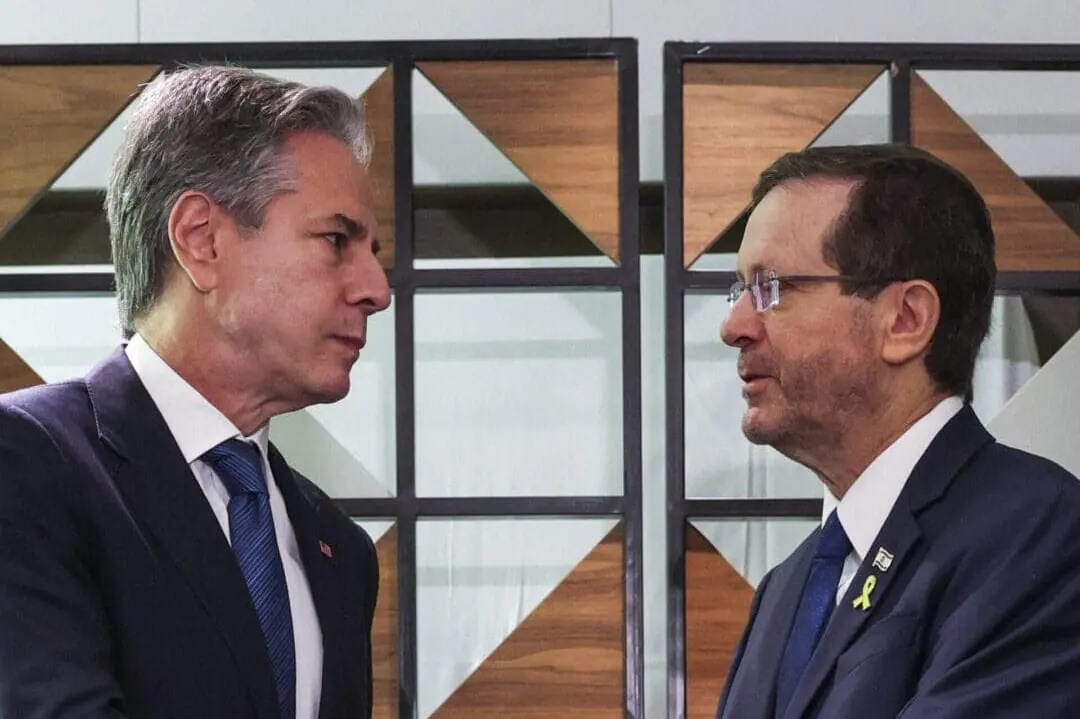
top-left (686, 523), bottom-right (755, 719)
top-left (0, 65), bottom-right (159, 239)
top-left (0, 338), bottom-right (43, 394)
top-left (361, 68), bottom-right (395, 270)
top-left (910, 73), bottom-right (1080, 272)
top-left (682, 63), bottom-right (883, 268)
top-left (432, 522), bottom-right (624, 718)
top-left (416, 60), bottom-right (620, 263)
top-left (372, 525), bottom-right (398, 719)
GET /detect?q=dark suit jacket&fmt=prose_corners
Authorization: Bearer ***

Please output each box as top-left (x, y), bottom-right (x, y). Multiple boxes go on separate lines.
top-left (718, 405), bottom-right (1080, 719)
top-left (0, 349), bottom-right (379, 718)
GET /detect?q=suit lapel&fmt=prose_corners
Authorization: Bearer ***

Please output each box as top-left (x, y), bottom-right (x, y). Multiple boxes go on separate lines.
top-left (724, 535), bottom-right (817, 719)
top-left (782, 405), bottom-right (994, 719)
top-left (87, 349), bottom-right (281, 719)
top-left (268, 446), bottom-right (349, 719)
top-left (782, 508), bottom-right (921, 719)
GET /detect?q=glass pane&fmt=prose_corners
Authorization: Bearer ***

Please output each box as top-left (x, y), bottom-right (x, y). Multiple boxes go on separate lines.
top-left (690, 517), bottom-right (819, 588)
top-left (411, 68), bottom-right (611, 266)
top-left (917, 70), bottom-right (1080, 176)
top-left (812, 70), bottom-right (889, 148)
top-left (0, 293), bottom-right (120, 382)
top-left (415, 285), bottom-right (623, 496)
top-left (417, 517), bottom-right (620, 718)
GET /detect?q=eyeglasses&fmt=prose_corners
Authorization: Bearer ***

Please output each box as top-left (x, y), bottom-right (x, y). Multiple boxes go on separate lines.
top-left (728, 270), bottom-right (898, 312)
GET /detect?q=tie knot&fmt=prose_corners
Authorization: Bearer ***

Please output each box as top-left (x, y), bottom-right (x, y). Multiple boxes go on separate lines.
top-left (201, 438), bottom-right (267, 497)
top-left (816, 510), bottom-right (851, 560)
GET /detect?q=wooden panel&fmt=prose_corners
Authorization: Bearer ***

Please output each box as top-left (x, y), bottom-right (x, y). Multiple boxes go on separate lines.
top-left (686, 524), bottom-right (755, 719)
top-left (682, 63), bottom-right (883, 268)
top-left (0, 338), bottom-right (42, 394)
top-left (433, 522), bottom-right (624, 718)
top-left (361, 68), bottom-right (395, 270)
top-left (0, 65), bottom-right (159, 239)
top-left (416, 60), bottom-right (620, 263)
top-left (911, 73), bottom-right (1080, 272)
top-left (372, 525), bottom-right (398, 719)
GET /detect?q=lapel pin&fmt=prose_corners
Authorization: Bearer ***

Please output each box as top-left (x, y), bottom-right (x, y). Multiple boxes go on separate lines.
top-left (852, 575), bottom-right (877, 611)
top-left (319, 541), bottom-right (333, 559)
top-left (872, 548), bottom-right (894, 573)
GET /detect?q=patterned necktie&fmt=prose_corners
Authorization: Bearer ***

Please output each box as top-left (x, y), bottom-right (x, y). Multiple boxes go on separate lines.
top-left (202, 438), bottom-right (296, 719)
top-left (775, 510), bottom-right (851, 718)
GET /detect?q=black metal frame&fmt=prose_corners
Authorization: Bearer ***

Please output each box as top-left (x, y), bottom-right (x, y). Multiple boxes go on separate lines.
top-left (0, 38), bottom-right (642, 719)
top-left (664, 41), bottom-right (1080, 718)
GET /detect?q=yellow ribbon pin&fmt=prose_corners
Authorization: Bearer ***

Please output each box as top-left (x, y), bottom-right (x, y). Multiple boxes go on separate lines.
top-left (852, 575), bottom-right (877, 611)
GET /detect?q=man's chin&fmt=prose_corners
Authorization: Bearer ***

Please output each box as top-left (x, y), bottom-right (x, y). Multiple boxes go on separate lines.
top-left (306, 374), bottom-right (352, 406)
top-left (742, 409), bottom-right (784, 446)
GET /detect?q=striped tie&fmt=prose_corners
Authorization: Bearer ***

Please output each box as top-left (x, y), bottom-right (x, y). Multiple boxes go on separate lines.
top-left (203, 439), bottom-right (296, 719)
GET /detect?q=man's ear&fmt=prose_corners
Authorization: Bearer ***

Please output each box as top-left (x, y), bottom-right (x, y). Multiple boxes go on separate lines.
top-left (167, 191), bottom-right (225, 293)
top-left (880, 280), bottom-right (940, 366)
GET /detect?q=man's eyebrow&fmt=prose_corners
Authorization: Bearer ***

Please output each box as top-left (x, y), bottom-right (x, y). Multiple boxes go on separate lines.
top-left (326, 213), bottom-right (364, 236)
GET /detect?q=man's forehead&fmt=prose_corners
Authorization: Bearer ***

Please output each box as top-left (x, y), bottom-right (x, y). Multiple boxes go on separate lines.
top-left (737, 178), bottom-right (855, 273)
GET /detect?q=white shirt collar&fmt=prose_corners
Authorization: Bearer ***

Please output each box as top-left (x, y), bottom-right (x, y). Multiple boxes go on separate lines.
top-left (821, 395), bottom-right (965, 561)
top-left (124, 333), bottom-right (269, 464)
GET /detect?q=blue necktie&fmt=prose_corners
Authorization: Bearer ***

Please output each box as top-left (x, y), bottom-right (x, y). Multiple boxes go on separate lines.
top-left (203, 439), bottom-right (296, 719)
top-left (775, 510), bottom-right (851, 718)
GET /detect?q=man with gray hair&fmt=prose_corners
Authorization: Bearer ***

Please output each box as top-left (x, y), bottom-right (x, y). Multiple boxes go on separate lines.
top-left (0, 64), bottom-right (390, 718)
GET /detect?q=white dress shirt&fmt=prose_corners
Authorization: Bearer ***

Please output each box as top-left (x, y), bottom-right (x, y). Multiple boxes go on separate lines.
top-left (125, 334), bottom-right (322, 719)
top-left (822, 395), bottom-right (965, 604)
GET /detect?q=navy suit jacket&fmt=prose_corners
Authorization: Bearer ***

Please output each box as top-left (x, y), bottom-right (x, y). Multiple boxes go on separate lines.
top-left (717, 405), bottom-right (1080, 719)
top-left (0, 349), bottom-right (379, 718)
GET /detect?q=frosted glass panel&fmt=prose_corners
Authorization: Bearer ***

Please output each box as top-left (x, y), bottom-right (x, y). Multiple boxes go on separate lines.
top-left (0, 294), bottom-right (121, 382)
top-left (691, 517), bottom-right (819, 588)
top-left (353, 519), bottom-right (396, 543)
top-left (416, 517), bottom-right (617, 718)
top-left (415, 283), bottom-right (622, 496)
top-left (918, 70), bottom-right (1080, 177)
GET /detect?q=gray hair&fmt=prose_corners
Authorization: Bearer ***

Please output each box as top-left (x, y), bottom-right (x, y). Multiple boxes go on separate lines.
top-left (104, 64), bottom-right (373, 337)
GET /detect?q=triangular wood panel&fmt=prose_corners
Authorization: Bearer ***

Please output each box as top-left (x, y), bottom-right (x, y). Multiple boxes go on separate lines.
top-left (0, 338), bottom-right (43, 394)
top-left (686, 523), bottom-right (755, 719)
top-left (372, 525), bottom-right (398, 719)
top-left (432, 522), bottom-right (624, 718)
top-left (910, 73), bottom-right (1080, 272)
top-left (416, 60), bottom-right (621, 263)
top-left (682, 63), bottom-right (883, 268)
top-left (0, 65), bottom-right (159, 239)
top-left (361, 68), bottom-right (396, 270)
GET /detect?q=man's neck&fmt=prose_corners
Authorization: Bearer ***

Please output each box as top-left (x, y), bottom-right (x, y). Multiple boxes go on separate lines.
top-left (798, 389), bottom-right (951, 500)
top-left (135, 315), bottom-right (289, 436)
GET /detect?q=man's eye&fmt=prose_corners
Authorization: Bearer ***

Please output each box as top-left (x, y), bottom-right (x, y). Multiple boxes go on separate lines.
top-left (325, 233), bottom-right (347, 248)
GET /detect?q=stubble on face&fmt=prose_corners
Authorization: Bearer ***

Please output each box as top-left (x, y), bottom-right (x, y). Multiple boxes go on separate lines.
top-left (741, 302), bottom-right (883, 461)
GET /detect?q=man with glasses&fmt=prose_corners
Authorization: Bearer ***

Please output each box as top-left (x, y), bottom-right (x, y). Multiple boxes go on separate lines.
top-left (716, 144), bottom-right (1080, 718)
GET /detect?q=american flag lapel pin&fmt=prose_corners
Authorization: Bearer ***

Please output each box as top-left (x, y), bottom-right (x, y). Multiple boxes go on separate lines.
top-left (319, 541), bottom-right (333, 559)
